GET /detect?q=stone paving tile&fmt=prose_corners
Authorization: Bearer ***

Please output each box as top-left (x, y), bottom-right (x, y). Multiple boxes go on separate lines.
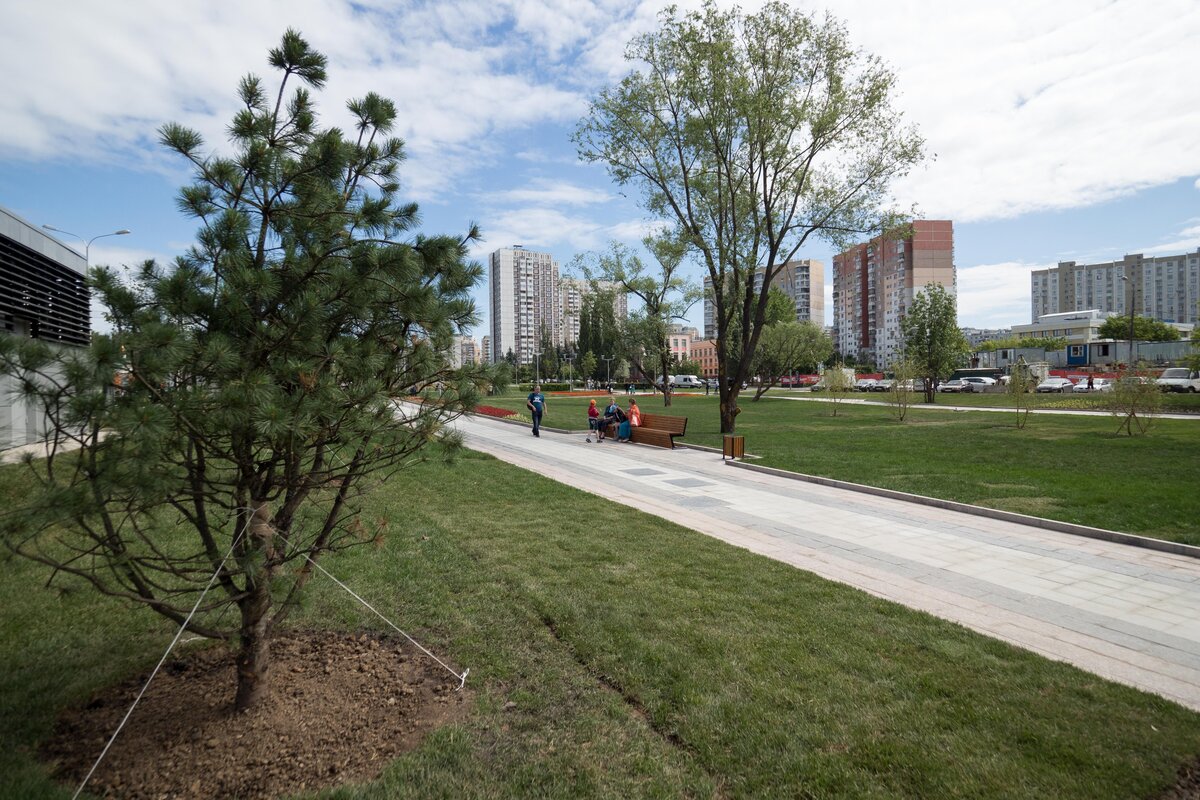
top-left (452, 414), bottom-right (1200, 710)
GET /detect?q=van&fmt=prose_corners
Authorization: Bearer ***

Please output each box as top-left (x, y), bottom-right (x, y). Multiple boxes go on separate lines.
top-left (671, 375), bottom-right (704, 389)
top-left (1155, 368), bottom-right (1200, 393)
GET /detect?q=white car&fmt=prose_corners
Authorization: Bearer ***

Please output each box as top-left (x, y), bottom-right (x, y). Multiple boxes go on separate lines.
top-left (959, 377), bottom-right (997, 393)
top-left (1072, 377), bottom-right (1113, 393)
top-left (1036, 377), bottom-right (1075, 393)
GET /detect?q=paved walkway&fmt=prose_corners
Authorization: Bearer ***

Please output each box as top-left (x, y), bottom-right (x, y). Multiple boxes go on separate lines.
top-left (449, 412), bottom-right (1200, 712)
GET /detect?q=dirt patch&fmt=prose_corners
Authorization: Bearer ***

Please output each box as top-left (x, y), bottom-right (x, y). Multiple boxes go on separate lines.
top-left (1157, 754), bottom-right (1200, 799)
top-left (41, 630), bottom-right (471, 799)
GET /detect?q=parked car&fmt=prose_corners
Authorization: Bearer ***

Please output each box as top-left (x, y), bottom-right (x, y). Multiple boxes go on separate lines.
top-left (1072, 377), bottom-right (1114, 393)
top-left (870, 379), bottom-right (896, 392)
top-left (1036, 377), bottom-right (1075, 393)
top-left (959, 376), bottom-right (997, 393)
top-left (1155, 368), bottom-right (1200, 393)
top-left (939, 379), bottom-right (969, 393)
top-left (854, 378), bottom-right (878, 392)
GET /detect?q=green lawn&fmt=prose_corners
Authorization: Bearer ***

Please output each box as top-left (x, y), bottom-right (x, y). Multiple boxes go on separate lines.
top-left (2, 453), bottom-right (1199, 799)
top-left (795, 388), bottom-right (1200, 413)
top-left (488, 391), bottom-right (1200, 544)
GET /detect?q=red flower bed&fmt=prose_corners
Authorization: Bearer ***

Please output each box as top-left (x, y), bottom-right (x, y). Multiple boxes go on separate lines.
top-left (474, 405), bottom-right (519, 419)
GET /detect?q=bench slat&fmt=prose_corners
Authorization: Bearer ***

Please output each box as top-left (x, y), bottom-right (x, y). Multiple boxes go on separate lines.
top-left (630, 426), bottom-right (674, 449)
top-left (639, 413), bottom-right (687, 436)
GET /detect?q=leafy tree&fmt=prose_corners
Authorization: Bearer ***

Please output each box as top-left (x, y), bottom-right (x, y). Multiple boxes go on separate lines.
top-left (574, 1), bottom-right (924, 432)
top-left (573, 238), bottom-right (700, 406)
top-left (1098, 315), bottom-right (1181, 343)
top-left (0, 31), bottom-right (492, 711)
top-left (901, 283), bottom-right (969, 403)
top-left (674, 357), bottom-right (703, 376)
top-left (577, 290), bottom-right (620, 380)
top-left (536, 324), bottom-right (558, 381)
top-left (978, 336), bottom-right (1068, 352)
top-left (750, 322), bottom-right (832, 400)
top-left (579, 351), bottom-right (598, 384)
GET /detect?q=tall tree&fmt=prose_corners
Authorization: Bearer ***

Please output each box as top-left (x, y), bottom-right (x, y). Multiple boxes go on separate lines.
top-left (572, 238), bottom-right (700, 406)
top-left (575, 1), bottom-right (924, 432)
top-left (1098, 315), bottom-right (1181, 343)
top-left (0, 31), bottom-right (491, 711)
top-left (900, 283), bottom-right (969, 403)
top-left (750, 321), bottom-right (832, 400)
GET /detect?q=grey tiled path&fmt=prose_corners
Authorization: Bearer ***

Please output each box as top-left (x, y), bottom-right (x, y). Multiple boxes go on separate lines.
top-left (447, 411), bottom-right (1200, 711)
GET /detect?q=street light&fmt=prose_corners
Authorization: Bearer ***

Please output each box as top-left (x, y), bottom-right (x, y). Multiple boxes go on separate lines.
top-left (564, 354), bottom-right (573, 389)
top-left (532, 350), bottom-right (542, 387)
top-left (42, 225), bottom-right (131, 264)
top-left (1120, 272), bottom-right (1136, 367)
top-left (602, 354), bottom-right (614, 389)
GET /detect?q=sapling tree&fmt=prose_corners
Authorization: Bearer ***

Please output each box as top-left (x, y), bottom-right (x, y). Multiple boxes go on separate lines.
top-left (0, 31), bottom-right (491, 711)
top-left (1110, 362), bottom-right (1162, 436)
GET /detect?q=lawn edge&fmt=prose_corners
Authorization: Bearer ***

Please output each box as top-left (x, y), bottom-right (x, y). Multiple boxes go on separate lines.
top-left (725, 458), bottom-right (1200, 560)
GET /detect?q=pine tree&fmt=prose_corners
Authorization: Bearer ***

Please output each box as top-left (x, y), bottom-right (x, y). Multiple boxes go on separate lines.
top-left (0, 30), bottom-right (492, 711)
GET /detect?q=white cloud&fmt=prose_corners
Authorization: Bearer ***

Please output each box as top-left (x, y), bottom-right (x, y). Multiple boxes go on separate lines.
top-left (957, 261), bottom-right (1049, 328)
top-left (489, 178), bottom-right (613, 206)
top-left (1139, 220), bottom-right (1200, 255)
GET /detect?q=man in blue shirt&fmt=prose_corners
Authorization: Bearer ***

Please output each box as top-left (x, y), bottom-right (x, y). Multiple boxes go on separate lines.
top-left (526, 384), bottom-right (547, 437)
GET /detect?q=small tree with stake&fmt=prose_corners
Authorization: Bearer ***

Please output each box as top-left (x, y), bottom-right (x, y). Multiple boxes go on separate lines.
top-left (0, 31), bottom-right (491, 711)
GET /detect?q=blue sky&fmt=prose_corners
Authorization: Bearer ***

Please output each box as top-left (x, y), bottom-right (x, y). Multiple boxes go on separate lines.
top-left (2, 0), bottom-right (1199, 339)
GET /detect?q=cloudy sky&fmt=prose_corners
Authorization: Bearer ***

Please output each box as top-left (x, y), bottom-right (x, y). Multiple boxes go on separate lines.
top-left (2, 0), bottom-right (1199, 338)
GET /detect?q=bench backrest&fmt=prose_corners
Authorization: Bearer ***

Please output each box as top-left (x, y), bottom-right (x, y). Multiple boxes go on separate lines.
top-left (639, 412), bottom-right (687, 436)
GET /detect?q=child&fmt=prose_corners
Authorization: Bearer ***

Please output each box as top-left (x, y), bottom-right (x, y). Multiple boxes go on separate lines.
top-left (586, 399), bottom-right (600, 442)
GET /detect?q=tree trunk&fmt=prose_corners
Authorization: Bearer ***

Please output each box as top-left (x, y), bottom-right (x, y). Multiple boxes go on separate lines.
top-left (660, 355), bottom-right (672, 407)
top-left (235, 585), bottom-right (272, 711)
top-left (235, 502), bottom-right (278, 711)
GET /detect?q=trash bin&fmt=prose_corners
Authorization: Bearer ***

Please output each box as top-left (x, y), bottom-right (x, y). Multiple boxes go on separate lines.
top-left (722, 434), bottom-right (745, 461)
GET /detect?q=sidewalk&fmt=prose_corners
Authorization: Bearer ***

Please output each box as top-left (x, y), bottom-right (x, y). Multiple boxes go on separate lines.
top-left (449, 412), bottom-right (1200, 712)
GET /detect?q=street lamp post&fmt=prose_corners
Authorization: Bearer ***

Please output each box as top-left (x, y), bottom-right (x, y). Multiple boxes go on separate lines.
top-left (564, 355), bottom-right (573, 389)
top-left (42, 225), bottom-right (131, 264)
top-left (533, 351), bottom-right (542, 387)
top-left (1120, 272), bottom-right (1136, 367)
top-left (602, 355), bottom-right (614, 390)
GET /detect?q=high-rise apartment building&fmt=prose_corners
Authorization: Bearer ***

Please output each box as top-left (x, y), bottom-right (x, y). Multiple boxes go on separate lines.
top-left (452, 336), bottom-right (478, 368)
top-left (489, 246), bottom-right (560, 365)
top-left (559, 277), bottom-right (628, 348)
top-left (832, 220), bottom-right (955, 367)
top-left (703, 259), bottom-right (825, 340)
top-left (1030, 249), bottom-right (1200, 325)
top-left (480, 335), bottom-right (491, 364)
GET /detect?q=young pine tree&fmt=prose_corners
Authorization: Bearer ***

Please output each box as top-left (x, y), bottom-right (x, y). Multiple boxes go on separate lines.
top-left (0, 31), bottom-right (492, 711)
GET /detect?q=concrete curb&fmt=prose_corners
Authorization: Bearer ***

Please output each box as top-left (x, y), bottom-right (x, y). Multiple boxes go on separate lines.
top-left (725, 459), bottom-right (1200, 560)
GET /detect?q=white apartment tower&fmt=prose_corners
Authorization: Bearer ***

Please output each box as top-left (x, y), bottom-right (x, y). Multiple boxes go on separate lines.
top-left (703, 259), bottom-right (825, 340)
top-left (489, 246), bottom-right (560, 365)
top-left (1031, 249), bottom-right (1200, 325)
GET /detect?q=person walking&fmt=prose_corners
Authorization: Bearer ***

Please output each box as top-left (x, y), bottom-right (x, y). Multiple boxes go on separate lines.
top-left (526, 384), bottom-right (547, 437)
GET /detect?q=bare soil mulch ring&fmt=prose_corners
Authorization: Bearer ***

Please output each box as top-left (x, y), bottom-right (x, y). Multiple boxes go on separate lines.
top-left (42, 630), bottom-right (471, 799)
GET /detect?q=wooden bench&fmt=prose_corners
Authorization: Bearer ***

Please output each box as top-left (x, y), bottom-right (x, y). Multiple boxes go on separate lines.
top-left (627, 412), bottom-right (688, 449)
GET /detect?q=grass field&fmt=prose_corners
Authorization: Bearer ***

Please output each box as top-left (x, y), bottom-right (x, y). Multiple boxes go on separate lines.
top-left (486, 391), bottom-right (1200, 545)
top-left (779, 387), bottom-right (1200, 413)
top-left (2, 453), bottom-right (1200, 799)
